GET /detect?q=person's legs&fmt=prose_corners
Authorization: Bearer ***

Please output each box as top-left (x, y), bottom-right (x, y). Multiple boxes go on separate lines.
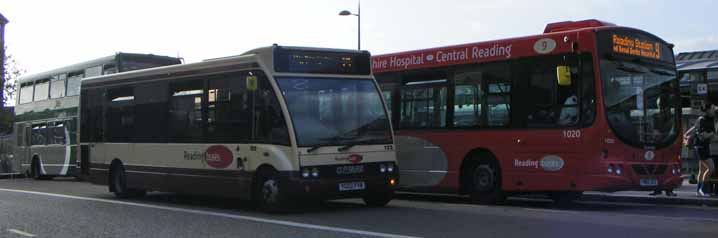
top-left (695, 149), bottom-right (706, 195)
top-left (704, 159), bottom-right (716, 195)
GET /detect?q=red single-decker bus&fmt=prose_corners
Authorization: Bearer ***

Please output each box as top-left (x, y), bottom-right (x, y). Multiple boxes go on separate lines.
top-left (373, 19), bottom-right (682, 204)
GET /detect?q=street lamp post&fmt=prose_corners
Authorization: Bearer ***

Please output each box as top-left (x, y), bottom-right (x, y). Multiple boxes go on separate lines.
top-left (339, 1), bottom-right (360, 50)
top-left (0, 12), bottom-right (8, 109)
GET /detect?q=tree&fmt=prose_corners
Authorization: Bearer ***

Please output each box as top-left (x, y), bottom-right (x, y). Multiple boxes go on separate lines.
top-left (3, 46), bottom-right (23, 106)
top-left (0, 46), bottom-right (23, 134)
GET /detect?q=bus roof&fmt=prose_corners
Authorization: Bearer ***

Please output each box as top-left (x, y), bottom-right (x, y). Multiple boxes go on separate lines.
top-left (17, 52), bottom-right (180, 85)
top-left (371, 19), bottom-right (667, 73)
top-left (82, 45), bottom-right (370, 87)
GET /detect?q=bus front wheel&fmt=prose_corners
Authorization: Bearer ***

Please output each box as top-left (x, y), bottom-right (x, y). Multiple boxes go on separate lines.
top-left (469, 160), bottom-right (505, 204)
top-left (363, 189), bottom-right (394, 207)
top-left (254, 168), bottom-right (288, 212)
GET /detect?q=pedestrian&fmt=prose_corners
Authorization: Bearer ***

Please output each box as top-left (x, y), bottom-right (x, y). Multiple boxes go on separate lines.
top-left (693, 103), bottom-right (717, 197)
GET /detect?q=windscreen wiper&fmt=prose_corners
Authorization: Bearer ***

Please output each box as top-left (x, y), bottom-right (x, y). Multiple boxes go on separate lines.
top-left (337, 138), bottom-right (388, 152)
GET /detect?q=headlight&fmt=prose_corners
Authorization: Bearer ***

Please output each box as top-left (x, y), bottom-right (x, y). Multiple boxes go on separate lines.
top-left (311, 168), bottom-right (319, 177)
top-left (380, 164), bottom-right (387, 173)
top-left (387, 163), bottom-right (394, 172)
top-left (615, 166), bottom-right (622, 175)
top-left (608, 165), bottom-right (614, 174)
top-left (302, 168), bottom-right (310, 178)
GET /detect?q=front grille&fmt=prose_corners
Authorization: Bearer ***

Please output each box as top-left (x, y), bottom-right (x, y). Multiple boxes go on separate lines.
top-left (303, 162), bottom-right (393, 179)
top-left (632, 164), bottom-right (667, 175)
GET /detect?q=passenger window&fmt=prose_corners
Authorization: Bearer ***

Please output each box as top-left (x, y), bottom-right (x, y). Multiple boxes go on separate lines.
top-left (31, 124), bottom-right (48, 145)
top-left (66, 72), bottom-right (83, 96)
top-left (106, 87), bottom-right (135, 142)
top-left (169, 80), bottom-right (204, 142)
top-left (49, 122), bottom-right (66, 145)
top-left (134, 82), bottom-right (168, 143)
top-left (50, 75), bottom-right (66, 98)
top-left (206, 72), bottom-right (252, 143)
top-left (453, 62), bottom-right (511, 127)
top-left (33, 79), bottom-right (50, 101)
top-left (400, 85), bottom-right (447, 128)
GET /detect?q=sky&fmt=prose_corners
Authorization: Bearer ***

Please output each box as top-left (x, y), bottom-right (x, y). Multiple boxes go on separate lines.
top-left (1, 0), bottom-right (717, 77)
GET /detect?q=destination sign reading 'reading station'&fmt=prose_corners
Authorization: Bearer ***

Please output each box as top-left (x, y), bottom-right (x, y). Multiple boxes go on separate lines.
top-left (597, 29), bottom-right (674, 64)
top-left (611, 34), bottom-right (661, 60)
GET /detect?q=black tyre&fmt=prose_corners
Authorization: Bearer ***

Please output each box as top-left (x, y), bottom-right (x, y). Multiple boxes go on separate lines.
top-left (110, 164), bottom-right (145, 198)
top-left (254, 168), bottom-right (288, 212)
top-left (468, 160), bottom-right (505, 204)
top-left (363, 190), bottom-right (394, 207)
top-left (551, 191), bottom-right (583, 206)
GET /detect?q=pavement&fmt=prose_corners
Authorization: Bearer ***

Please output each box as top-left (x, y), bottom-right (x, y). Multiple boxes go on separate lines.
top-left (581, 179), bottom-right (718, 206)
top-left (1, 178), bottom-right (718, 238)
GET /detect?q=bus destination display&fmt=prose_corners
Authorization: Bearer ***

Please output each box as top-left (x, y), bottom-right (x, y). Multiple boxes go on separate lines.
top-left (611, 34), bottom-right (662, 60)
top-left (274, 49), bottom-right (371, 75)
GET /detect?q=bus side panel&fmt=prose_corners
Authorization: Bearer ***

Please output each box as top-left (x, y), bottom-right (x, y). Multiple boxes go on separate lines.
top-left (88, 144), bottom-right (109, 186)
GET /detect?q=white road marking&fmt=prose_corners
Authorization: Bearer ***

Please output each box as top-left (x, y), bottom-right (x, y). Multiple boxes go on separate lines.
top-left (0, 188), bottom-right (417, 238)
top-left (7, 229), bottom-right (36, 237)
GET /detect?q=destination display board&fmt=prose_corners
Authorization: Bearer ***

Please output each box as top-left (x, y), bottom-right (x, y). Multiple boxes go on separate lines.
top-left (274, 48), bottom-right (371, 75)
top-left (597, 29), bottom-right (674, 64)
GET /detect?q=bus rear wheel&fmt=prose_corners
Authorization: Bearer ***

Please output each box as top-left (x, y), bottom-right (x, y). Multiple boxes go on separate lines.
top-left (30, 159), bottom-right (51, 180)
top-left (468, 160), bottom-right (505, 204)
top-left (110, 164), bottom-right (145, 198)
top-left (550, 191), bottom-right (583, 206)
top-left (363, 190), bottom-right (394, 207)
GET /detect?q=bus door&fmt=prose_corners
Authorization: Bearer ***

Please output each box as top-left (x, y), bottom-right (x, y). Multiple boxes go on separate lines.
top-left (509, 55), bottom-right (584, 189)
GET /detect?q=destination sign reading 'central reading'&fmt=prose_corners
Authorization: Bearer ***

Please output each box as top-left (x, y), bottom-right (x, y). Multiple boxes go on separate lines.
top-left (611, 34), bottom-right (661, 60)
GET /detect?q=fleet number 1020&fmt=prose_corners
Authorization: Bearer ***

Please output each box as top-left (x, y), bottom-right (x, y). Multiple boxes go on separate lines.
top-left (562, 130), bottom-right (581, 138)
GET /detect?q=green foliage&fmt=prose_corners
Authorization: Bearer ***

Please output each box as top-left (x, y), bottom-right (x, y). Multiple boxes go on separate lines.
top-left (0, 46), bottom-right (23, 134)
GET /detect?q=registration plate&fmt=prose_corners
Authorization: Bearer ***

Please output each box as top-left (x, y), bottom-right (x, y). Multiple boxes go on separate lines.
top-left (338, 181), bottom-right (366, 191)
top-left (639, 178), bottom-right (658, 186)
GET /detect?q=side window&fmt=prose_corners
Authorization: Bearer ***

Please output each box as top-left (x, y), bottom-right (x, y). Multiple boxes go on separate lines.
top-left (103, 64), bottom-right (118, 75)
top-left (66, 72), bottom-right (83, 96)
top-left (381, 89), bottom-right (393, 118)
top-left (400, 85), bottom-right (448, 128)
top-left (66, 118), bottom-right (77, 145)
top-left (33, 79), bottom-right (50, 101)
top-left (254, 73), bottom-right (290, 145)
top-left (49, 122), bottom-right (66, 145)
top-left (85, 66), bottom-right (102, 77)
top-left (31, 124), bottom-right (48, 146)
top-left (168, 79), bottom-right (204, 142)
top-left (206, 72), bottom-right (252, 143)
top-left (50, 75), bottom-right (66, 98)
top-left (134, 82), bottom-right (168, 143)
top-left (80, 88), bottom-right (105, 142)
top-left (106, 87), bottom-right (135, 142)
top-left (523, 55), bottom-right (579, 128)
top-left (16, 124), bottom-right (25, 147)
top-left (453, 69), bottom-right (484, 127)
top-left (487, 80), bottom-right (511, 127)
top-left (19, 83), bottom-right (34, 104)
